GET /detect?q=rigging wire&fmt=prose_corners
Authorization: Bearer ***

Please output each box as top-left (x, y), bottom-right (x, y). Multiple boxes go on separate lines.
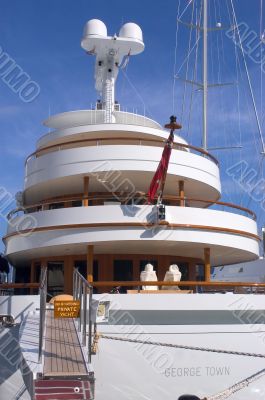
top-left (225, 0), bottom-right (243, 205)
top-left (230, 0), bottom-right (265, 154)
top-left (180, 0), bottom-right (195, 122)
top-left (120, 68), bottom-right (151, 119)
top-left (260, 0), bottom-right (263, 130)
top-left (209, 0), bottom-right (215, 89)
top-left (259, 0), bottom-right (264, 192)
top-left (173, 0), bottom-right (195, 117)
top-left (175, 37), bottom-right (201, 76)
top-left (179, 0), bottom-right (194, 20)
top-left (214, 0), bottom-right (221, 83)
top-left (230, 0), bottom-right (264, 220)
top-left (172, 0), bottom-right (181, 115)
top-left (187, 1), bottom-right (202, 138)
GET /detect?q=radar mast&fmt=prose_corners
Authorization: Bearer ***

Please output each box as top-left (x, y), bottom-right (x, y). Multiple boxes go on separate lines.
top-left (81, 19), bottom-right (145, 123)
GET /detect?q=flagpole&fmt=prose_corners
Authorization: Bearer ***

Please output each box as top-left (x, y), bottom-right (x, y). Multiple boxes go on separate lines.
top-left (147, 115), bottom-right (182, 204)
top-left (159, 116), bottom-right (182, 202)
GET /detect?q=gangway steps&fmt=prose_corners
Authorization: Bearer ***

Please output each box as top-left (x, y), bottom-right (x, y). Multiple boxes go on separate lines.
top-left (43, 310), bottom-right (87, 377)
top-left (34, 379), bottom-right (92, 400)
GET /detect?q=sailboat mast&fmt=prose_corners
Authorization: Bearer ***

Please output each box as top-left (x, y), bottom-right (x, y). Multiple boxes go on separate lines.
top-left (202, 0), bottom-right (208, 150)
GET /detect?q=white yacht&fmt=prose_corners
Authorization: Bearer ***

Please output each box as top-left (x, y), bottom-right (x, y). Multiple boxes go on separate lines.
top-left (1, 4), bottom-right (265, 400)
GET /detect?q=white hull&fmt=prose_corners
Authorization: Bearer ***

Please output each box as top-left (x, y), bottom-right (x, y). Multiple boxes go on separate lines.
top-left (93, 334), bottom-right (265, 399)
top-left (92, 293), bottom-right (265, 400)
top-left (1, 293), bottom-right (265, 399)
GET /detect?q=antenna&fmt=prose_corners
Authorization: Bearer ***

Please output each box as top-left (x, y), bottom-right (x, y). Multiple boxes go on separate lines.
top-left (81, 19), bottom-right (145, 123)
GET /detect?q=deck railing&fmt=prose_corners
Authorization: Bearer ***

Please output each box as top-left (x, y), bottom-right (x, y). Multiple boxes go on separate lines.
top-left (73, 269), bottom-right (93, 363)
top-left (6, 193), bottom-right (256, 221)
top-left (0, 282), bottom-right (40, 295)
top-left (38, 266), bottom-right (47, 362)
top-left (91, 280), bottom-right (265, 293)
top-left (1, 280), bottom-right (264, 294)
top-left (25, 138), bottom-right (218, 166)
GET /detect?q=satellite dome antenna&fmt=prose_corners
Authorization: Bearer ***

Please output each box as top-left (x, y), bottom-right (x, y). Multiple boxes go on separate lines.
top-left (81, 19), bottom-right (145, 123)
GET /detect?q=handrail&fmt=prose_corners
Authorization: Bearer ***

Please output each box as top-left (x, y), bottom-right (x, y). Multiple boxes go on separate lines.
top-left (91, 280), bottom-right (265, 289)
top-left (7, 192), bottom-right (256, 221)
top-left (3, 221), bottom-right (259, 242)
top-left (91, 281), bottom-right (265, 293)
top-left (25, 137), bottom-right (219, 166)
top-left (0, 282), bottom-right (40, 289)
top-left (38, 266), bottom-right (47, 362)
top-left (73, 269), bottom-right (93, 363)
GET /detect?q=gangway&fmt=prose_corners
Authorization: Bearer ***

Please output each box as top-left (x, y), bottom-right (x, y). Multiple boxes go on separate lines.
top-left (33, 268), bottom-right (94, 400)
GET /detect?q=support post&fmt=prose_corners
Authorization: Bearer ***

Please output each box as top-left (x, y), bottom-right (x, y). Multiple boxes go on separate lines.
top-left (83, 176), bottom-right (89, 206)
top-left (204, 247), bottom-right (211, 282)
top-left (179, 180), bottom-right (185, 206)
top-left (87, 245), bottom-right (94, 283)
top-left (30, 261), bottom-right (35, 294)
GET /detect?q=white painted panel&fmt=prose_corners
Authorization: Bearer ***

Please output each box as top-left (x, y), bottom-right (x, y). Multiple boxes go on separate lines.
top-left (5, 205), bottom-right (259, 265)
top-left (25, 146), bottom-right (221, 198)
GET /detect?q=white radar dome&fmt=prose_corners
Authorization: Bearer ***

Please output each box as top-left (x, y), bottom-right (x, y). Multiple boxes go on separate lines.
top-left (83, 19), bottom-right (107, 37)
top-left (119, 22), bottom-right (143, 42)
top-left (81, 19), bottom-right (107, 51)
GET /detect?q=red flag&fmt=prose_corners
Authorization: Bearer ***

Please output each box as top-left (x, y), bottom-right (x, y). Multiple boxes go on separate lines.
top-left (147, 131), bottom-right (174, 203)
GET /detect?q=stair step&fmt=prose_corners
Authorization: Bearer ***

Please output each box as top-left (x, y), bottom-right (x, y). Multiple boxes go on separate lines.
top-left (34, 379), bottom-right (92, 400)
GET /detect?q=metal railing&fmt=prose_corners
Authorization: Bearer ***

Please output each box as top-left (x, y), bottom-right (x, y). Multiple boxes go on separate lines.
top-left (38, 266), bottom-right (47, 362)
top-left (73, 269), bottom-right (93, 363)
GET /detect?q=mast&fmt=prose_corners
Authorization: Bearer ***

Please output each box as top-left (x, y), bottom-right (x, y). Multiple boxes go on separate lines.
top-left (202, 0), bottom-right (208, 150)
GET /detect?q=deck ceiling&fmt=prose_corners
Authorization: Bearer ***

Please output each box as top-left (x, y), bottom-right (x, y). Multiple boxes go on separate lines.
top-left (8, 239), bottom-right (258, 268)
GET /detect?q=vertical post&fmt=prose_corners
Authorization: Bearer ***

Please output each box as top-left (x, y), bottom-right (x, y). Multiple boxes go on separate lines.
top-left (64, 256), bottom-right (72, 294)
top-left (87, 245), bottom-right (94, 283)
top-left (73, 269), bottom-right (77, 300)
top-left (88, 287), bottom-right (92, 363)
top-left (179, 180), bottom-right (185, 207)
top-left (202, 0), bottom-right (208, 150)
top-left (82, 282), bottom-right (87, 346)
top-left (83, 176), bottom-right (89, 207)
top-left (188, 262), bottom-right (197, 281)
top-left (204, 247), bottom-right (211, 282)
top-left (132, 257), bottom-right (138, 281)
top-left (78, 277), bottom-right (82, 332)
top-left (30, 261), bottom-right (35, 294)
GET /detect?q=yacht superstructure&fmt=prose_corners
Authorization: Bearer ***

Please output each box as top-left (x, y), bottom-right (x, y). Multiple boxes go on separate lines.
top-left (3, 20), bottom-right (259, 292)
top-left (1, 12), bottom-right (265, 400)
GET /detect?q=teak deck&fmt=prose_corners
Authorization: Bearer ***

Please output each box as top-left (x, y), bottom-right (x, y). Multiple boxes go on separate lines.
top-left (44, 310), bottom-right (88, 377)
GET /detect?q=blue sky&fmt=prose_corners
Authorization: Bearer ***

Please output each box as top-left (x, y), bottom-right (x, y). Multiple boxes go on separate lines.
top-left (0, 0), bottom-right (264, 252)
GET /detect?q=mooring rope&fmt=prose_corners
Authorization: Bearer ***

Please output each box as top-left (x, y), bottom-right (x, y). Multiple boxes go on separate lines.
top-left (99, 333), bottom-right (265, 359)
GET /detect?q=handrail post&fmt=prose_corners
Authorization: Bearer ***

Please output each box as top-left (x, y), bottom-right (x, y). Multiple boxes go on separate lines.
top-left (78, 277), bottom-right (82, 332)
top-left (88, 287), bottom-right (92, 363)
top-left (72, 269), bottom-right (93, 364)
top-left (73, 269), bottom-right (77, 300)
top-left (38, 266), bottom-right (47, 363)
top-left (82, 282), bottom-right (87, 346)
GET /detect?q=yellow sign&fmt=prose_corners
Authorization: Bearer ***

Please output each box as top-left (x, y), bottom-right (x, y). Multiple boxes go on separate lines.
top-left (54, 300), bottom-right (80, 318)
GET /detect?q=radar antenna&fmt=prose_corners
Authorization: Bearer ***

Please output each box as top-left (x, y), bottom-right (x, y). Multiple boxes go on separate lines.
top-left (81, 19), bottom-right (145, 123)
